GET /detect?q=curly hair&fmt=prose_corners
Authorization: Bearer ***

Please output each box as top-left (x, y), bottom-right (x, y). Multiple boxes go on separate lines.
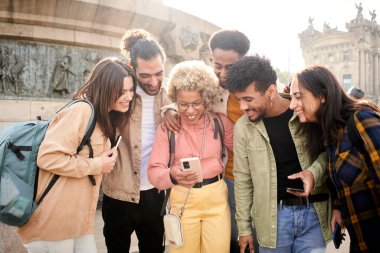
top-left (209, 29), bottom-right (250, 56)
top-left (120, 29), bottom-right (166, 68)
top-left (167, 60), bottom-right (221, 111)
top-left (226, 55), bottom-right (277, 94)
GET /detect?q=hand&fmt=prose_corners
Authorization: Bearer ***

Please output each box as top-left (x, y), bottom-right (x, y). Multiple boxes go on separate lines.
top-left (283, 85), bottom-right (290, 93)
top-left (287, 170), bottom-right (315, 197)
top-left (239, 235), bottom-right (255, 253)
top-left (99, 149), bottom-right (118, 174)
top-left (331, 209), bottom-right (345, 231)
top-left (170, 165), bottom-right (199, 188)
top-left (162, 109), bottom-right (181, 133)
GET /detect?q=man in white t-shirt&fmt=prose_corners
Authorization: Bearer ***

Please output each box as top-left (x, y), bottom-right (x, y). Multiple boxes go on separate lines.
top-left (102, 29), bottom-right (171, 253)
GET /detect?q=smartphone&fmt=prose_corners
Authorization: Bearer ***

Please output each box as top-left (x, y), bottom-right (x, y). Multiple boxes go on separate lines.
top-left (180, 157), bottom-right (203, 182)
top-left (332, 223), bottom-right (345, 249)
top-left (286, 187), bottom-right (305, 193)
top-left (115, 135), bottom-right (122, 149)
top-left (109, 136), bottom-right (122, 157)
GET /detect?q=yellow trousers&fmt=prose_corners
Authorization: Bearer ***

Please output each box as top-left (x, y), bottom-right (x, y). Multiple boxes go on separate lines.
top-left (169, 180), bottom-right (231, 253)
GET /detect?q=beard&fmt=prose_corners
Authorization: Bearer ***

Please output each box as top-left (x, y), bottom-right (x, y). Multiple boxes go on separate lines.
top-left (246, 107), bottom-right (266, 123)
top-left (139, 81), bottom-right (162, 96)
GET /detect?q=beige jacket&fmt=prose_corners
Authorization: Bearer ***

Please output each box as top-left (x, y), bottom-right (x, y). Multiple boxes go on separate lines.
top-left (102, 88), bottom-right (170, 203)
top-left (18, 102), bottom-right (110, 243)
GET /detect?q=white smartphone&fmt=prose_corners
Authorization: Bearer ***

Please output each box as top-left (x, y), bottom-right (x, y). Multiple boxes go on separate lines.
top-left (115, 135), bottom-right (122, 149)
top-left (180, 157), bottom-right (203, 182)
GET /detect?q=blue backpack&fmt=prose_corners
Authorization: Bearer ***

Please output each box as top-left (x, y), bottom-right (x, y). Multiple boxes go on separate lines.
top-left (0, 99), bottom-right (96, 226)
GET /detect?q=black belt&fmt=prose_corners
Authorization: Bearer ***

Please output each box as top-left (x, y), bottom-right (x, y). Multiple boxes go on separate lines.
top-left (279, 193), bottom-right (329, 206)
top-left (193, 173), bottom-right (223, 188)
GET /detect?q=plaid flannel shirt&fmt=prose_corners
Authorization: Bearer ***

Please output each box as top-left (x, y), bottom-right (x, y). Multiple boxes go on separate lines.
top-left (326, 108), bottom-right (380, 253)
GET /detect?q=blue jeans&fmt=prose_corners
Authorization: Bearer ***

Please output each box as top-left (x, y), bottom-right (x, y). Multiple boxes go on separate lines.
top-left (259, 204), bottom-right (325, 253)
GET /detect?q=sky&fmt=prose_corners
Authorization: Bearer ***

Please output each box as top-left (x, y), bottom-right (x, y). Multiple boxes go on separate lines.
top-left (163, 0), bottom-right (380, 73)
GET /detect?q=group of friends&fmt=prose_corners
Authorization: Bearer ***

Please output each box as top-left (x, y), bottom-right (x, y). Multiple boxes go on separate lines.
top-left (15, 27), bottom-right (380, 253)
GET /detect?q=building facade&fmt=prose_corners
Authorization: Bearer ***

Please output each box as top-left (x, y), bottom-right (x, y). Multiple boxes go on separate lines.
top-left (299, 6), bottom-right (380, 102)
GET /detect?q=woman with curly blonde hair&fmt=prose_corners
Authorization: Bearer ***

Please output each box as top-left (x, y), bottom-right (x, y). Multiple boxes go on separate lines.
top-left (148, 60), bottom-right (234, 253)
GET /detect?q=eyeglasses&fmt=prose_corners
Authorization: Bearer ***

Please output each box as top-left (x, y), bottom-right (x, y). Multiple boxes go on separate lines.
top-left (177, 100), bottom-right (204, 111)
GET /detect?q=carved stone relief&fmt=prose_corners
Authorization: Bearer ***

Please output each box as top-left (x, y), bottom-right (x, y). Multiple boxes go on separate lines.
top-left (180, 26), bottom-right (199, 51)
top-left (198, 32), bottom-right (212, 66)
top-left (0, 40), bottom-right (120, 98)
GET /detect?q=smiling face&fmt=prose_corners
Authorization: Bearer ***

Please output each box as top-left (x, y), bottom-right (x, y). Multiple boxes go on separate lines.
top-left (109, 76), bottom-right (134, 112)
top-left (289, 76), bottom-right (323, 123)
top-left (176, 90), bottom-right (205, 125)
top-left (234, 83), bottom-right (272, 123)
top-left (135, 55), bottom-right (164, 96)
top-left (212, 48), bottom-right (240, 88)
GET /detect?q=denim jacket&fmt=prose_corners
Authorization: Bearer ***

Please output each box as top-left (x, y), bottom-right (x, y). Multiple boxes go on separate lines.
top-left (102, 88), bottom-right (171, 203)
top-left (233, 112), bottom-right (332, 248)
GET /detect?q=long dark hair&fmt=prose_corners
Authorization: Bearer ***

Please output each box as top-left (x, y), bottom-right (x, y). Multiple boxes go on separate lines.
top-left (296, 65), bottom-right (358, 156)
top-left (74, 57), bottom-right (136, 143)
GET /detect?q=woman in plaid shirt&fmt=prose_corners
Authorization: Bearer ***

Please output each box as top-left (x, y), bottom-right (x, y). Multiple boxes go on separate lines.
top-left (289, 65), bottom-right (380, 253)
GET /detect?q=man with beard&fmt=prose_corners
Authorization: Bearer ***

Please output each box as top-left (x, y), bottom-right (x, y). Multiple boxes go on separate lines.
top-left (226, 55), bottom-right (331, 253)
top-left (102, 29), bottom-right (170, 253)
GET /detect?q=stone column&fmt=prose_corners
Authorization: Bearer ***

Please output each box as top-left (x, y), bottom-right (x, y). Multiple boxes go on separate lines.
top-left (374, 52), bottom-right (378, 97)
top-left (359, 49), bottom-right (366, 89)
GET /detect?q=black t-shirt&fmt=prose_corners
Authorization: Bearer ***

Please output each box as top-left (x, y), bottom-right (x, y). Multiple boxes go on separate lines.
top-left (263, 108), bottom-right (303, 200)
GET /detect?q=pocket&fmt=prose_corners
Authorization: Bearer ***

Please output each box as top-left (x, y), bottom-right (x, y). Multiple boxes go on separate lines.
top-left (247, 136), bottom-right (268, 174)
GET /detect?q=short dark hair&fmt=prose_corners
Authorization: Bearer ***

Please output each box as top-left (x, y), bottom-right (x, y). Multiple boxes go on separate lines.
top-left (226, 55), bottom-right (277, 93)
top-left (120, 29), bottom-right (166, 69)
top-left (209, 29), bottom-right (250, 56)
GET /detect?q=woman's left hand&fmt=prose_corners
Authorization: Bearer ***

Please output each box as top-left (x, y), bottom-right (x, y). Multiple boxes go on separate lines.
top-left (331, 209), bottom-right (345, 231)
top-left (287, 170), bottom-right (315, 197)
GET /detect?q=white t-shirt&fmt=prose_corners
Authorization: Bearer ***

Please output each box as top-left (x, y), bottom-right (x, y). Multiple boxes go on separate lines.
top-left (136, 86), bottom-right (156, 191)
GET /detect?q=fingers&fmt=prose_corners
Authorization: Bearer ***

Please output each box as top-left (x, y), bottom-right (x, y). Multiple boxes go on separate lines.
top-left (287, 171), bottom-right (302, 180)
top-left (100, 149), bottom-right (118, 174)
top-left (167, 117), bottom-right (181, 132)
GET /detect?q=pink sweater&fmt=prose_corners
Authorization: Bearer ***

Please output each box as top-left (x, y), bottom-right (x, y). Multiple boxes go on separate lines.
top-left (148, 113), bottom-right (233, 190)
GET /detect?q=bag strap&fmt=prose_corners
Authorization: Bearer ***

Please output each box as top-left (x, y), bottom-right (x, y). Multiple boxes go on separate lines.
top-left (35, 99), bottom-right (97, 204)
top-left (213, 112), bottom-right (225, 162)
top-left (160, 129), bottom-right (175, 216)
top-left (346, 112), bottom-right (372, 168)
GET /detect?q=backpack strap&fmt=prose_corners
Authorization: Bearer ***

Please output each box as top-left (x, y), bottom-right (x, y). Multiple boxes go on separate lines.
top-left (207, 112), bottom-right (225, 161)
top-left (346, 112), bottom-right (372, 168)
top-left (36, 174), bottom-right (60, 205)
top-left (36, 99), bottom-right (97, 203)
top-left (161, 128), bottom-right (175, 216)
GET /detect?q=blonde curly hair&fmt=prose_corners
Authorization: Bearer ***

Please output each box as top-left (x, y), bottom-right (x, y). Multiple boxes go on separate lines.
top-left (167, 60), bottom-right (221, 111)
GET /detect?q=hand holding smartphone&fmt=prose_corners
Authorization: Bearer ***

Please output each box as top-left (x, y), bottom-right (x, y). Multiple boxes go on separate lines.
top-left (180, 157), bottom-right (203, 182)
top-left (332, 223), bottom-right (346, 249)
